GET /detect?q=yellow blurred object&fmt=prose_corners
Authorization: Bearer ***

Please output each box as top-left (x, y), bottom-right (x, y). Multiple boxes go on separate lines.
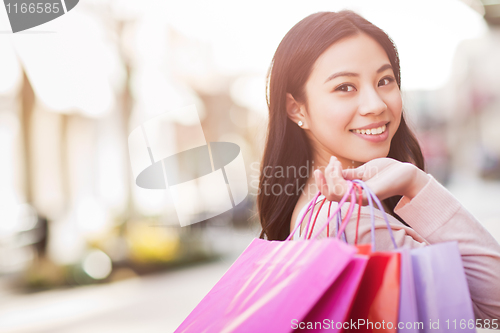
top-left (126, 221), bottom-right (180, 263)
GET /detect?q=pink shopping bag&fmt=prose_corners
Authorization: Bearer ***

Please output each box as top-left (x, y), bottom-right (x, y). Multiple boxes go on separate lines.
top-left (295, 185), bottom-right (369, 333)
top-left (296, 255), bottom-right (369, 332)
top-left (175, 183), bottom-right (360, 333)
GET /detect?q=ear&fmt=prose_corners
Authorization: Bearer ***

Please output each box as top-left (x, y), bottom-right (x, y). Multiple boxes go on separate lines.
top-left (285, 93), bottom-right (307, 129)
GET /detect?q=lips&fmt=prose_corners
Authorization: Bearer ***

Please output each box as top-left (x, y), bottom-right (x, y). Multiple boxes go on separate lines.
top-left (349, 121), bottom-right (390, 143)
top-left (350, 124), bottom-right (387, 135)
top-left (350, 121), bottom-right (389, 132)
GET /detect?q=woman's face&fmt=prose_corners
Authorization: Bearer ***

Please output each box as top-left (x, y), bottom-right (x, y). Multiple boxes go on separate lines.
top-left (299, 33), bottom-right (402, 168)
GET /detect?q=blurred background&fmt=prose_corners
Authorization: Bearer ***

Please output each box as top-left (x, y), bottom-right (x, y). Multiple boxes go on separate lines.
top-left (0, 0), bottom-right (499, 332)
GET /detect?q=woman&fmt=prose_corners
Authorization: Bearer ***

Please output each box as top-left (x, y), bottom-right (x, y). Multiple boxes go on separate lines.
top-left (257, 10), bottom-right (500, 320)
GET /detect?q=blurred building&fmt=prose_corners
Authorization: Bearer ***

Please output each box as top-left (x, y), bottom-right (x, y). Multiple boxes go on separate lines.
top-left (0, 0), bottom-right (262, 287)
top-left (440, 0), bottom-right (500, 180)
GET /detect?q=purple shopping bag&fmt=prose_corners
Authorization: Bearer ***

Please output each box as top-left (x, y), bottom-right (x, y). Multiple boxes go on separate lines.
top-left (397, 248), bottom-right (419, 333)
top-left (411, 241), bottom-right (475, 333)
top-left (175, 184), bottom-right (360, 333)
top-left (352, 180), bottom-right (476, 333)
top-left (298, 180), bottom-right (483, 333)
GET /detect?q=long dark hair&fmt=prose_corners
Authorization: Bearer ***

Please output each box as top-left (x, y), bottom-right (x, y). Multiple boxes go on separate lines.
top-left (257, 10), bottom-right (425, 241)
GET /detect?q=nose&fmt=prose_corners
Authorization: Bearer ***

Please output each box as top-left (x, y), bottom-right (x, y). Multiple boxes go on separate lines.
top-left (358, 87), bottom-right (387, 116)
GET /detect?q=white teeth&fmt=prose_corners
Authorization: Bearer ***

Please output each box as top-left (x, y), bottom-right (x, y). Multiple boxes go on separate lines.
top-left (353, 124), bottom-right (386, 135)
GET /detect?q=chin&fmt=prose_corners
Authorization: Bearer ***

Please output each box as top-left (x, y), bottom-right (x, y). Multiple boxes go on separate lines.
top-left (353, 149), bottom-right (390, 163)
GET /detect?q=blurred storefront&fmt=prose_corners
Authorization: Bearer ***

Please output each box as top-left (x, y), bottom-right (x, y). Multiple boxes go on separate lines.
top-left (0, 1), bottom-right (261, 290)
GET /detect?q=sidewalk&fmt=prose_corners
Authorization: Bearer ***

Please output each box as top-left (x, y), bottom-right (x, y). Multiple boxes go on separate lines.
top-left (0, 227), bottom-right (258, 333)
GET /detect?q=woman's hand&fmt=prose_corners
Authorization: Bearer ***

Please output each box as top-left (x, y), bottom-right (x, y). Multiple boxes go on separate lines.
top-left (314, 156), bottom-right (430, 204)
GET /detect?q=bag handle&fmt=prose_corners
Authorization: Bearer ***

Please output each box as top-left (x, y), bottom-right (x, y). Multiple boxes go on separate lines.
top-left (306, 187), bottom-right (355, 240)
top-left (310, 182), bottom-right (357, 240)
top-left (337, 183), bottom-right (363, 241)
top-left (306, 197), bottom-right (327, 239)
top-left (326, 201), bottom-right (347, 241)
top-left (286, 179), bottom-right (399, 251)
top-left (302, 191), bottom-right (322, 239)
top-left (286, 191), bottom-right (321, 241)
top-left (331, 181), bottom-right (398, 251)
top-left (286, 181), bottom-right (355, 241)
top-left (332, 183), bottom-right (362, 240)
top-left (354, 184), bottom-right (363, 244)
top-left (352, 180), bottom-right (398, 251)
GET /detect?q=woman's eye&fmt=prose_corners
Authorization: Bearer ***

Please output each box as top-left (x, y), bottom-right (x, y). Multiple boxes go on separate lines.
top-left (335, 84), bottom-right (355, 92)
top-left (379, 77), bottom-right (395, 86)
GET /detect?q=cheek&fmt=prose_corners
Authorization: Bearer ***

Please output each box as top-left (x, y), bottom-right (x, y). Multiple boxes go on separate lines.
top-left (310, 108), bottom-right (353, 137)
top-left (386, 92), bottom-right (403, 120)
top-left (310, 97), bottom-right (356, 132)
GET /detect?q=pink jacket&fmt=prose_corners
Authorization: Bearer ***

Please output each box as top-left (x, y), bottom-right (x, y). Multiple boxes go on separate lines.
top-left (291, 174), bottom-right (500, 320)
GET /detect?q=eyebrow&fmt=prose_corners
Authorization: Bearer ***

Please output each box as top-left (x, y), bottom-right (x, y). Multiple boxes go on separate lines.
top-left (324, 64), bottom-right (393, 84)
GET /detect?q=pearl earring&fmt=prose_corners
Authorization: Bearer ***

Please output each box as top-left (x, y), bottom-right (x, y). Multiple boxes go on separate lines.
top-left (298, 121), bottom-right (303, 127)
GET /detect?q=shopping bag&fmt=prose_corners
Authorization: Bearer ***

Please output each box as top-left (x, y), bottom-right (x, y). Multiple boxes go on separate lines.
top-left (175, 183), bottom-right (360, 333)
top-left (411, 241), bottom-right (476, 333)
top-left (295, 254), bottom-right (369, 332)
top-left (346, 251), bottom-right (401, 332)
top-left (295, 185), bottom-right (369, 333)
top-left (355, 180), bottom-right (476, 333)
top-left (396, 248), bottom-right (419, 333)
top-left (343, 180), bottom-right (401, 333)
top-left (298, 181), bottom-right (401, 333)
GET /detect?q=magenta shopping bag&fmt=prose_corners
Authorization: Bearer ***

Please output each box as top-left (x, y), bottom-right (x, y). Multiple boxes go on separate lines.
top-left (411, 241), bottom-right (475, 333)
top-left (296, 255), bottom-right (368, 332)
top-left (175, 184), bottom-right (360, 333)
top-left (295, 187), bottom-right (369, 333)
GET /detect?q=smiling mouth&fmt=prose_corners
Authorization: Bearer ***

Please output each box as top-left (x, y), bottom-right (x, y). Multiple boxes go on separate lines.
top-left (349, 123), bottom-right (388, 135)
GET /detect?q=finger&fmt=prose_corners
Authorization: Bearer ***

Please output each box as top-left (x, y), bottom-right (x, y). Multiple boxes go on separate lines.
top-left (324, 158), bottom-right (337, 200)
top-left (331, 158), bottom-right (346, 185)
top-left (330, 156), bottom-right (348, 198)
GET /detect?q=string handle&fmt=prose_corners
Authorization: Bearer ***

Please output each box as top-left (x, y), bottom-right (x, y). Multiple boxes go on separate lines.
top-left (334, 183), bottom-right (362, 241)
top-left (286, 179), bottom-right (399, 252)
top-left (286, 191), bottom-right (321, 241)
top-left (309, 182), bottom-right (357, 240)
top-left (286, 181), bottom-right (355, 241)
top-left (306, 197), bottom-right (327, 239)
top-left (352, 180), bottom-right (398, 251)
